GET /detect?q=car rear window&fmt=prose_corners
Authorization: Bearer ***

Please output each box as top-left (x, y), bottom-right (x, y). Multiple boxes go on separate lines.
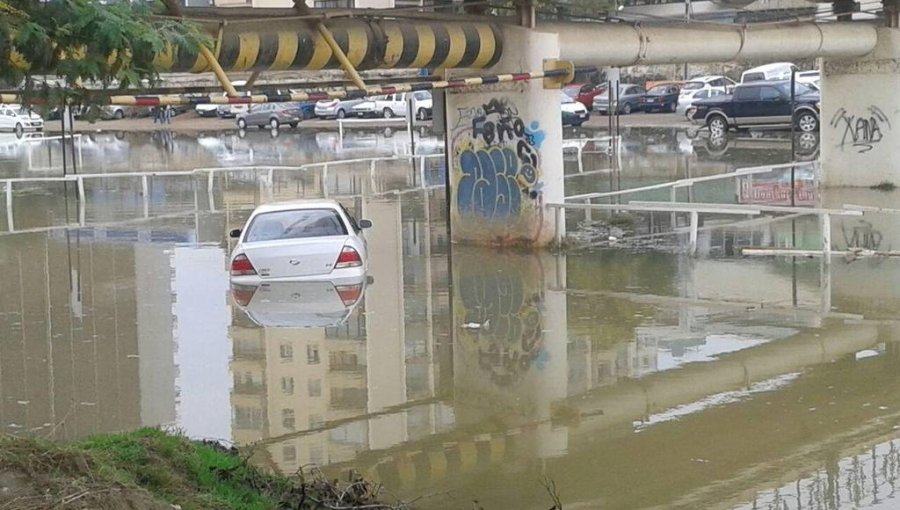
top-left (648, 86), bottom-right (674, 95)
top-left (743, 72), bottom-right (765, 83)
top-left (246, 209), bottom-right (348, 242)
top-left (682, 82), bottom-right (704, 90)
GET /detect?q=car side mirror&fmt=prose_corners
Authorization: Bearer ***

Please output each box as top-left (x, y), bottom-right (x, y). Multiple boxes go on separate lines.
top-left (229, 228), bottom-right (242, 239)
top-left (358, 219), bottom-right (373, 229)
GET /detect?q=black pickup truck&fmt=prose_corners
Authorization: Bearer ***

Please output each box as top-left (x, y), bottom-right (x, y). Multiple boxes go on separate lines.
top-left (690, 80), bottom-right (820, 134)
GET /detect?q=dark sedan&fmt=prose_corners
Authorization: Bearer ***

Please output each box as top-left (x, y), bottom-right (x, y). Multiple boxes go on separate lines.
top-left (641, 85), bottom-right (680, 113)
top-left (593, 84), bottom-right (646, 115)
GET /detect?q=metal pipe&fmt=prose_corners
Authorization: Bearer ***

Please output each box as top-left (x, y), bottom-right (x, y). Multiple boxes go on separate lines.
top-left (540, 21), bottom-right (877, 66)
top-left (152, 19), bottom-right (503, 73)
top-left (201, 46), bottom-right (240, 96)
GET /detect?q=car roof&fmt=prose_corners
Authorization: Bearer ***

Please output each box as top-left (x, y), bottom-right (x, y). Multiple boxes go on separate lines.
top-left (689, 75), bottom-right (726, 83)
top-left (252, 199), bottom-right (344, 214)
top-left (743, 62), bottom-right (795, 72)
top-left (737, 80), bottom-right (791, 87)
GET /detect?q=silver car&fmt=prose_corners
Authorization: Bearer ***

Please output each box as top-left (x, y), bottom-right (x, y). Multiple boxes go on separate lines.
top-left (236, 104), bottom-right (302, 130)
top-left (314, 98), bottom-right (364, 119)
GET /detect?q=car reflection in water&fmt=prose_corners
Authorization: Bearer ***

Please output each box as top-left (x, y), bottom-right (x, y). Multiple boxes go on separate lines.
top-left (698, 130), bottom-right (820, 161)
top-left (231, 277), bottom-right (369, 328)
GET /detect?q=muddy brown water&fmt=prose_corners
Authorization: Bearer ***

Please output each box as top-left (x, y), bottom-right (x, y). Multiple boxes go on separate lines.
top-left (2, 126), bottom-right (900, 509)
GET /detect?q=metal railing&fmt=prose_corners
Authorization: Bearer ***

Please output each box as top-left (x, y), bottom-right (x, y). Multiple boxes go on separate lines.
top-left (2, 152), bottom-right (447, 233)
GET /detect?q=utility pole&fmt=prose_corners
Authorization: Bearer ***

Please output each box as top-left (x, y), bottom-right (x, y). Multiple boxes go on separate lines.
top-left (683, 0), bottom-right (692, 80)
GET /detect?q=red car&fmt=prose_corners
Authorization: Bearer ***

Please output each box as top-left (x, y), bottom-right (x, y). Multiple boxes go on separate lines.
top-left (563, 83), bottom-right (607, 111)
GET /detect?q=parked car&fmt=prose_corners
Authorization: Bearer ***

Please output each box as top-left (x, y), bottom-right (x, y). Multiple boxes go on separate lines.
top-left (677, 75), bottom-right (736, 115)
top-left (195, 94), bottom-right (223, 117)
top-left (690, 80), bottom-right (820, 133)
top-left (315, 98), bottom-right (364, 119)
top-left (796, 70), bottom-right (820, 90)
top-left (295, 101), bottom-right (316, 120)
top-left (561, 92), bottom-right (589, 126)
top-left (641, 84), bottom-right (680, 113)
top-left (47, 105), bottom-right (84, 121)
top-left (0, 104), bottom-right (44, 133)
top-left (195, 80), bottom-right (248, 117)
top-left (218, 103), bottom-right (249, 119)
top-left (592, 84), bottom-right (646, 115)
top-left (741, 63), bottom-right (798, 84)
top-left (413, 91), bottom-right (432, 120)
top-left (228, 199), bottom-right (372, 284)
top-left (352, 92), bottom-right (430, 119)
top-left (681, 89), bottom-right (727, 119)
top-left (236, 103), bottom-right (303, 130)
top-left (101, 105), bottom-right (131, 120)
top-left (563, 83), bottom-right (606, 110)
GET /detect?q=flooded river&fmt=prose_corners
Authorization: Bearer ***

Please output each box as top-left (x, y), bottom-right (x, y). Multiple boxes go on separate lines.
top-left (2, 126), bottom-right (900, 509)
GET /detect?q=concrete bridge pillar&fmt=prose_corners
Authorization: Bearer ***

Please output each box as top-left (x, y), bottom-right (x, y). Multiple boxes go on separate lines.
top-left (821, 27), bottom-right (900, 187)
top-left (443, 27), bottom-right (565, 247)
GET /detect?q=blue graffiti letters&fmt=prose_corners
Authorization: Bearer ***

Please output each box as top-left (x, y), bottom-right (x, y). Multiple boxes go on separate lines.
top-left (458, 147), bottom-right (523, 219)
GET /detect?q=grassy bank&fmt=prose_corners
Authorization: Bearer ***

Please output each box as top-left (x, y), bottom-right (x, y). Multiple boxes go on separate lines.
top-left (0, 428), bottom-right (388, 510)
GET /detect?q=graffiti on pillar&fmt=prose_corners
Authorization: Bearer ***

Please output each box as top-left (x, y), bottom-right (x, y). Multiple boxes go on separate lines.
top-left (456, 256), bottom-right (546, 388)
top-left (841, 219), bottom-right (884, 250)
top-left (830, 106), bottom-right (892, 153)
top-left (450, 96), bottom-right (546, 243)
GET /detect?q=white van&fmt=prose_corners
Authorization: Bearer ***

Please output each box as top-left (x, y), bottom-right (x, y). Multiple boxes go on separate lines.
top-left (741, 63), bottom-right (798, 84)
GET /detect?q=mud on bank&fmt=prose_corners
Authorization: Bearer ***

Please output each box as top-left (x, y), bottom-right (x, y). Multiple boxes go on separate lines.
top-left (0, 429), bottom-right (394, 510)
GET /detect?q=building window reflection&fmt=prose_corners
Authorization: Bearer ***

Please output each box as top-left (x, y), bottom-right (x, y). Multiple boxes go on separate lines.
top-left (307, 344), bottom-right (320, 365)
top-left (282, 409), bottom-right (295, 430)
top-left (328, 351), bottom-right (359, 371)
top-left (280, 343), bottom-right (293, 361)
top-left (308, 379), bottom-right (322, 397)
top-left (281, 377), bottom-right (294, 395)
top-left (282, 445), bottom-right (296, 463)
top-left (234, 406), bottom-right (263, 430)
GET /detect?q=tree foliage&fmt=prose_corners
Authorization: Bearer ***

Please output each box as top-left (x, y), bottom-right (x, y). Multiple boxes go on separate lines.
top-left (0, 0), bottom-right (209, 106)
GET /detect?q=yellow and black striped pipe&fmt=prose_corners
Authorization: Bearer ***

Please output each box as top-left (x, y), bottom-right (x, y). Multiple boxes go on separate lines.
top-left (153, 20), bottom-right (502, 73)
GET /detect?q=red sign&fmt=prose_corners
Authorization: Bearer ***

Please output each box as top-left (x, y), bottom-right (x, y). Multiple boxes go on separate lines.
top-left (737, 178), bottom-right (817, 206)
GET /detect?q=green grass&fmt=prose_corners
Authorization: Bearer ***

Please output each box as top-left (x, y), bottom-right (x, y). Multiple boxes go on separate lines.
top-left (0, 428), bottom-right (287, 509)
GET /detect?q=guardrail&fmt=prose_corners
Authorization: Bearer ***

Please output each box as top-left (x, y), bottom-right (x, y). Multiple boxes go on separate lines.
top-left (548, 191), bottom-right (865, 256)
top-left (2, 153), bottom-right (447, 233)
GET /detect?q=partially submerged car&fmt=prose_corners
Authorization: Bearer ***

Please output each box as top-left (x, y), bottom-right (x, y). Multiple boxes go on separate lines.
top-left (229, 199), bottom-right (372, 284)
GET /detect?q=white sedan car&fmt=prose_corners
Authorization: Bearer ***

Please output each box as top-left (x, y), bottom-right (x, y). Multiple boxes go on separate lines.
top-left (229, 199), bottom-right (371, 284)
top-left (0, 104), bottom-right (44, 133)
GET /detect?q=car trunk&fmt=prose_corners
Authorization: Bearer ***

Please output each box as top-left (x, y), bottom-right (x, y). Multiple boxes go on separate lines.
top-left (242, 237), bottom-right (348, 279)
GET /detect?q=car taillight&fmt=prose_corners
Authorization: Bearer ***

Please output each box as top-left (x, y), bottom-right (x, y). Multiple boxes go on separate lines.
top-left (335, 246), bottom-right (362, 268)
top-left (231, 285), bottom-right (257, 306)
top-left (335, 284), bottom-right (363, 306)
top-left (231, 254), bottom-right (257, 276)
